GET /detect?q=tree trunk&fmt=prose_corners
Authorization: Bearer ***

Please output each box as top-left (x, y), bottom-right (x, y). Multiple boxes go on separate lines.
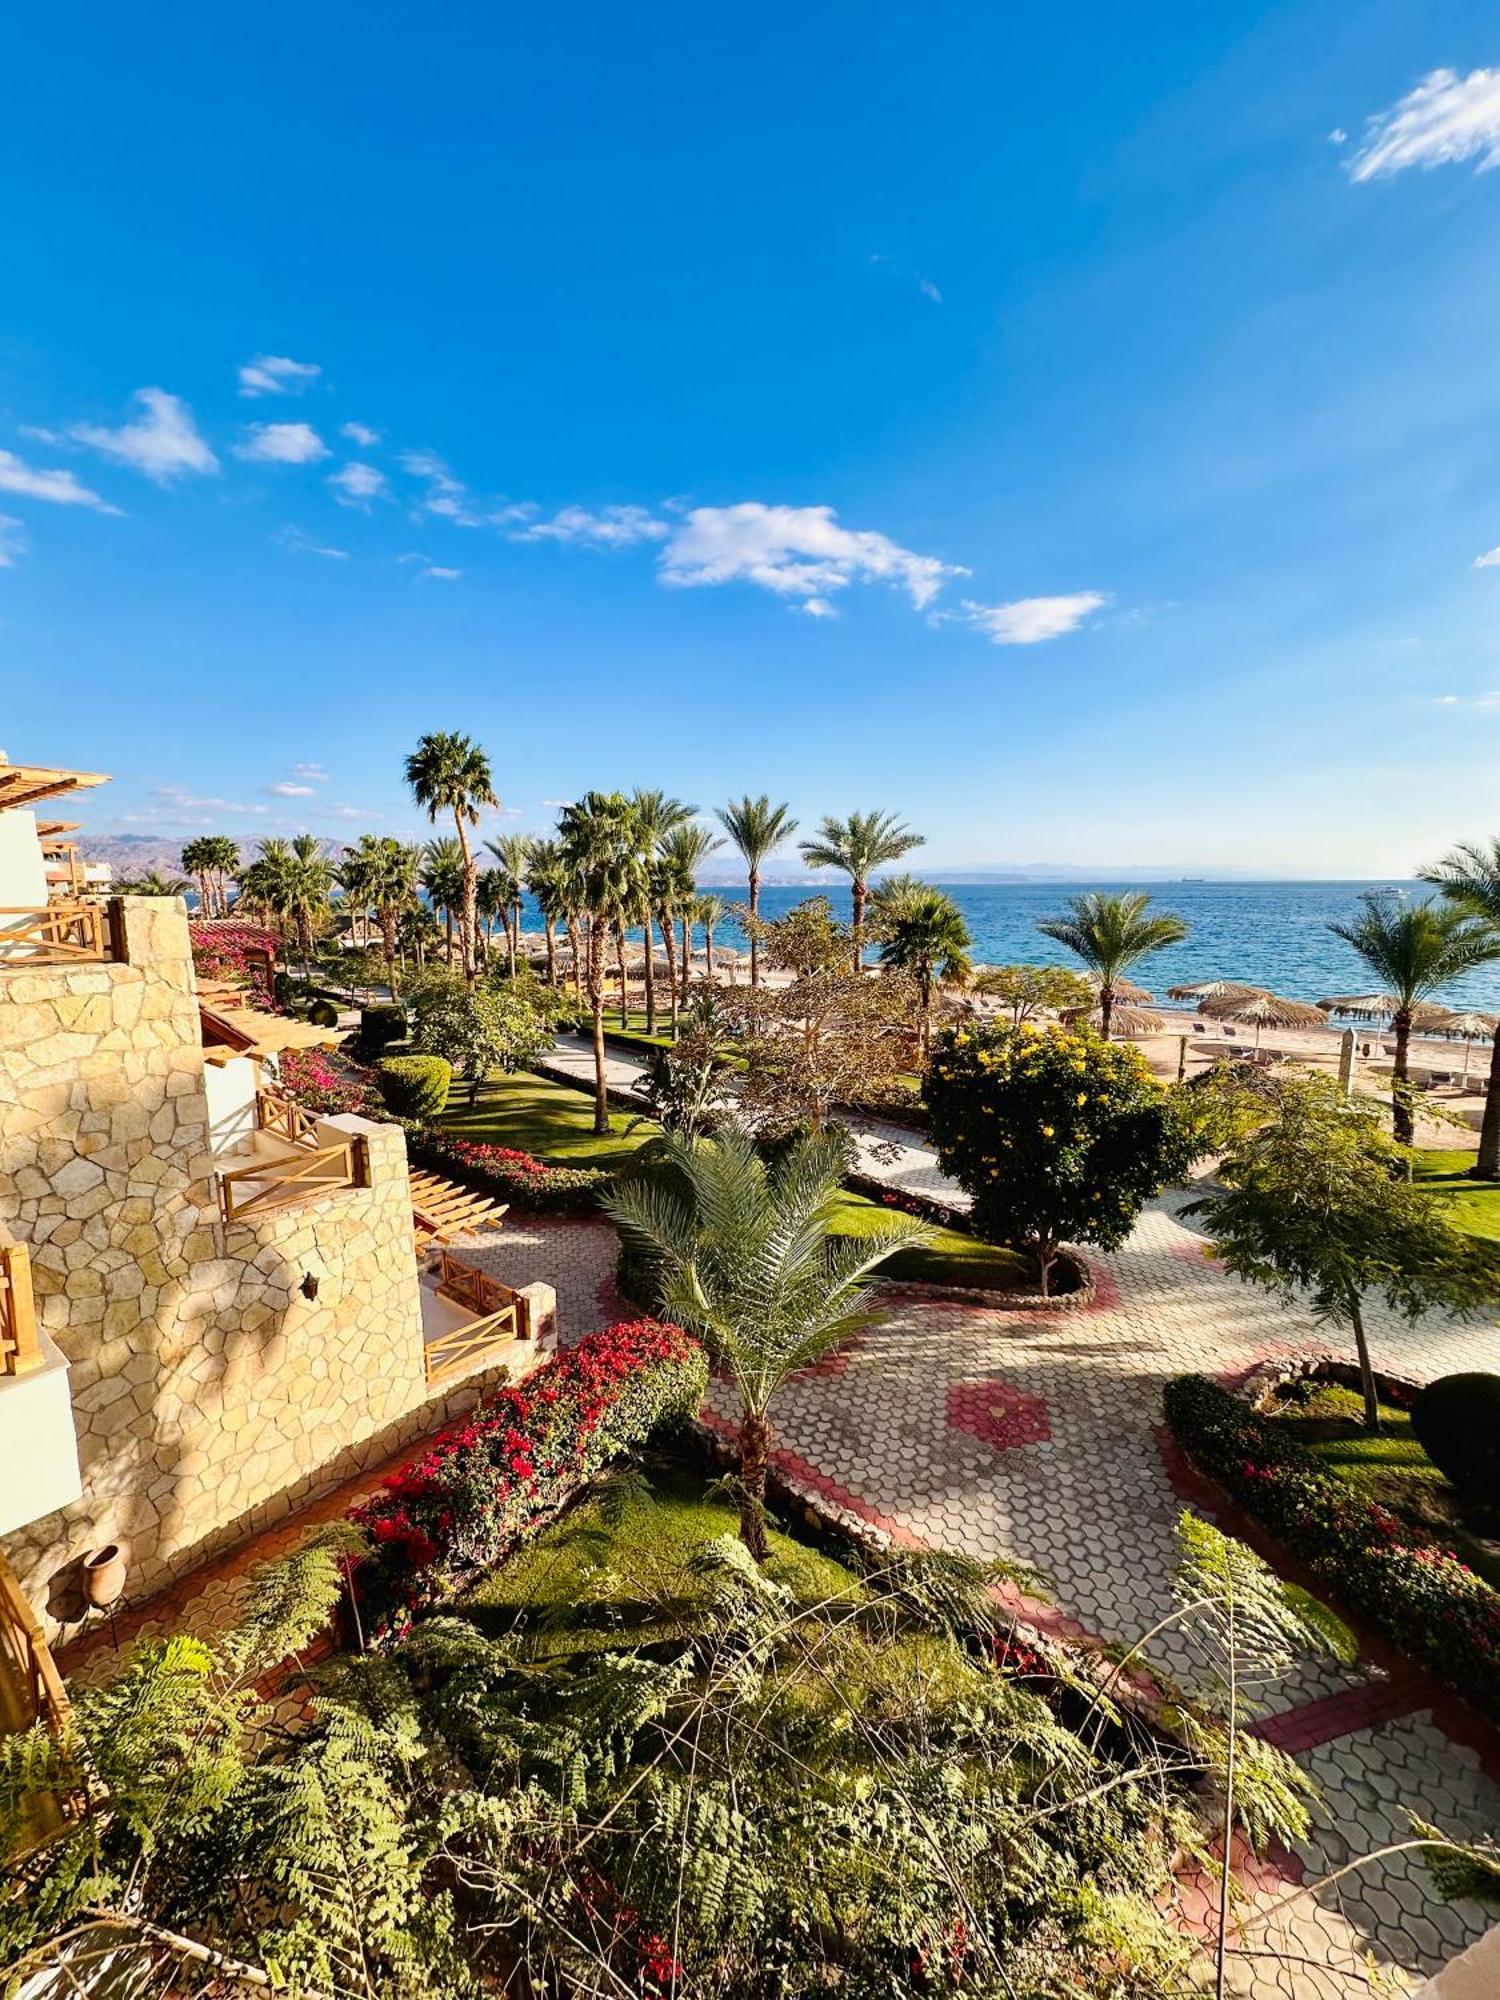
top-left (1474, 1028), bottom-right (1500, 1180)
top-left (749, 868), bottom-right (761, 988)
top-left (1036, 1242), bottom-right (1056, 1298)
top-left (1348, 1287), bottom-right (1380, 1431)
top-left (1099, 983), bottom-right (1114, 1041)
top-left (643, 921), bottom-right (658, 1032)
top-left (919, 969), bottom-right (932, 1064)
top-left (454, 812), bottom-right (477, 987)
top-left (659, 908), bottom-right (680, 1036)
top-left (590, 925), bottom-right (609, 1135)
top-left (566, 918), bottom-right (582, 996)
top-left (680, 914), bottom-right (692, 1002)
top-left (705, 919), bottom-right (716, 981)
top-left (737, 1408), bottom-right (772, 1561)
top-left (616, 925), bottom-right (630, 1027)
top-left (852, 877), bottom-right (866, 972)
top-left (380, 910), bottom-right (399, 997)
top-left (444, 909), bottom-right (454, 967)
top-left (506, 907), bottom-right (518, 980)
top-left (1392, 1008), bottom-right (1414, 1147)
top-left (544, 917), bottom-right (557, 986)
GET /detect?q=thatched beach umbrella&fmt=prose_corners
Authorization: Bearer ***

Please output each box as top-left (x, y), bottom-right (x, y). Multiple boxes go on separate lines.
top-left (1063, 1002), bottom-right (1166, 1038)
top-left (1202, 990), bottom-right (1326, 1049)
top-left (1317, 992), bottom-right (1397, 1021)
top-left (1431, 1009), bottom-right (1500, 1081)
top-left (1165, 979), bottom-right (1267, 1003)
top-left (1085, 973), bottom-right (1154, 1003)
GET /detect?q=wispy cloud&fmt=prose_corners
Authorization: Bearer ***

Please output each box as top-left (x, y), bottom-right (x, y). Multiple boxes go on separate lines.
top-left (292, 763), bottom-right (328, 781)
top-left (239, 353), bottom-right (321, 397)
top-left (341, 420), bottom-right (380, 447)
top-left (70, 388), bottom-right (218, 481)
top-left (235, 422), bottom-right (329, 465)
top-left (511, 503), bottom-right (669, 547)
top-left (1432, 690), bottom-right (1500, 709)
top-left (0, 446), bottom-right (121, 513)
top-left (143, 784), bottom-right (270, 825)
top-left (939, 591), bottom-right (1110, 644)
top-left (419, 565), bottom-right (462, 581)
top-left (0, 515), bottom-right (26, 567)
top-left (322, 803), bottom-right (367, 820)
top-left (1348, 67), bottom-right (1500, 181)
top-left (328, 460), bottom-right (387, 508)
top-left (399, 449), bottom-right (481, 525)
top-left (658, 501), bottom-right (963, 611)
top-left (264, 779), bottom-right (317, 795)
top-left (274, 525), bottom-right (349, 560)
top-left (1475, 545), bottom-right (1500, 569)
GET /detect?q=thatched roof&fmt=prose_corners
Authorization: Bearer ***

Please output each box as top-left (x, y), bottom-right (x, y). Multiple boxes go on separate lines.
top-left (1165, 979), bottom-right (1267, 1002)
top-left (1201, 991), bottom-right (1326, 1030)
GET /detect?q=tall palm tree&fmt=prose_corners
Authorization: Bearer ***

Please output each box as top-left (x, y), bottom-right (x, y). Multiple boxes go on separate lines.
top-left (485, 832), bottom-right (533, 977)
top-left (695, 893), bottom-right (726, 981)
top-left (526, 838), bottom-right (567, 986)
top-left (284, 834), bottom-right (334, 968)
top-left (204, 836), bottom-right (241, 918)
top-left (1421, 838), bottom-right (1500, 1179)
top-left (716, 795), bottom-right (798, 989)
top-left (335, 844), bottom-right (376, 948)
top-left (474, 866), bottom-right (510, 965)
top-left (403, 731), bottom-right (498, 986)
top-left (118, 869), bottom-right (189, 898)
top-left (607, 1129), bottom-right (929, 1556)
top-left (1037, 890), bottom-right (1188, 1041)
top-left (180, 838), bottom-right (216, 918)
top-left (349, 835), bottom-right (419, 994)
top-left (557, 791), bottom-right (651, 1132)
top-left (871, 877), bottom-right (973, 1062)
top-left (420, 837), bottom-right (466, 967)
top-left (799, 810), bottom-right (925, 971)
top-left (1329, 893), bottom-right (1500, 1145)
top-left (660, 822), bottom-right (725, 1004)
top-left (630, 790), bottom-right (696, 1032)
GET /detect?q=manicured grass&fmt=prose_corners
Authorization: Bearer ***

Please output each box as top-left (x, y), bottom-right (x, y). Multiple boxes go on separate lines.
top-left (460, 1456), bottom-right (860, 1652)
top-left (1412, 1149), bottom-right (1500, 1243)
top-left (438, 1068), bottom-right (658, 1172)
top-left (1269, 1380), bottom-right (1500, 1589)
top-left (826, 1189), bottom-right (1034, 1293)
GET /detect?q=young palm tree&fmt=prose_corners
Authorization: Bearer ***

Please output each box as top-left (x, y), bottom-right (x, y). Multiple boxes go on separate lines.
top-left (715, 794), bottom-right (798, 989)
top-left (420, 837), bottom-right (466, 967)
top-left (630, 790), bottom-right (696, 1032)
top-left (403, 731), bottom-right (498, 986)
top-left (1037, 890), bottom-right (1188, 1041)
top-left (1329, 892), bottom-right (1500, 1145)
top-left (180, 837), bottom-right (216, 918)
top-left (871, 877), bottom-right (973, 1062)
top-left (695, 893), bottom-right (725, 981)
top-left (799, 809), bottom-right (925, 970)
top-left (205, 836), bottom-right (241, 918)
top-left (660, 821), bottom-right (725, 1003)
top-left (557, 791), bottom-right (651, 1131)
top-left (1421, 838), bottom-right (1500, 1178)
top-left (334, 843), bottom-right (376, 948)
top-left (485, 832), bottom-right (533, 977)
top-left (606, 1128), bottom-right (930, 1556)
top-left (650, 848), bottom-right (698, 1037)
top-left (118, 869), bottom-right (190, 898)
top-left (474, 865), bottom-right (510, 966)
top-left (525, 838), bottom-right (567, 986)
top-left (350, 835), bottom-right (419, 993)
top-left (284, 833), bottom-right (334, 968)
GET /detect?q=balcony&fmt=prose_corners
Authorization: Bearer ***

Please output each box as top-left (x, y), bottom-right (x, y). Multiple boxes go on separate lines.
top-left (0, 900), bottom-right (115, 968)
top-left (421, 1247), bottom-right (555, 1387)
top-left (215, 1131), bottom-right (369, 1222)
top-left (0, 1236), bottom-right (83, 1537)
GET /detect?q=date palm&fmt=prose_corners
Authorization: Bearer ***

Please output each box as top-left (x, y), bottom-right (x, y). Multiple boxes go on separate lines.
top-left (485, 832), bottom-right (532, 977)
top-left (1037, 890), bottom-right (1187, 1041)
top-left (1330, 892), bottom-right (1500, 1145)
top-left (204, 836), bottom-right (241, 918)
top-left (606, 1127), bottom-right (930, 1557)
top-left (660, 821), bottom-right (725, 1007)
top-left (799, 809), bottom-right (925, 971)
top-left (630, 790), bottom-right (696, 1032)
top-left (1421, 837), bottom-right (1500, 1178)
top-left (525, 838), bottom-right (567, 987)
top-left (420, 837), bottom-right (465, 967)
top-left (695, 893), bottom-right (725, 980)
top-left (715, 794), bottom-right (798, 989)
top-left (558, 791), bottom-right (650, 1131)
top-left (349, 835), bottom-right (419, 994)
top-left (871, 877), bottom-right (973, 1062)
top-left (179, 837), bottom-right (216, 919)
top-left (404, 731), bottom-right (497, 986)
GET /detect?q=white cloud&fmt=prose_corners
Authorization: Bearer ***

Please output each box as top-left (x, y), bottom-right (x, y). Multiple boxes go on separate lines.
top-left (942, 591), bottom-right (1109, 645)
top-left (797, 596), bottom-right (838, 619)
top-left (512, 503), bottom-right (669, 547)
top-left (1476, 545), bottom-right (1500, 568)
top-left (274, 525), bottom-right (349, 560)
top-left (1349, 68), bottom-right (1500, 181)
top-left (146, 784), bottom-right (269, 824)
top-left (0, 515), bottom-right (26, 567)
top-left (292, 762), bottom-right (328, 781)
top-left (239, 353), bottom-right (321, 397)
top-left (1329, 127), bottom-right (1348, 145)
top-left (323, 803), bottom-right (367, 820)
top-left (419, 565), bottom-right (462, 581)
top-left (264, 780), bottom-right (317, 796)
top-left (341, 420), bottom-right (380, 446)
top-left (918, 277), bottom-right (943, 304)
top-left (658, 501), bottom-right (964, 610)
top-left (328, 460), bottom-right (387, 507)
top-left (235, 422), bottom-right (329, 465)
top-left (399, 449), bottom-right (481, 525)
top-left (0, 446), bottom-right (121, 514)
top-left (1434, 690), bottom-right (1500, 709)
top-left (70, 388), bottom-right (218, 481)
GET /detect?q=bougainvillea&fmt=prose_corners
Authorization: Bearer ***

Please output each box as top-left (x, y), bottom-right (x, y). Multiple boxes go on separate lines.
top-left (277, 1046), bottom-right (379, 1119)
top-left (1165, 1373), bottom-right (1500, 1721)
top-left (190, 921), bottom-right (278, 1002)
top-left (404, 1128), bottom-right (614, 1215)
top-left (350, 1318), bottom-right (705, 1632)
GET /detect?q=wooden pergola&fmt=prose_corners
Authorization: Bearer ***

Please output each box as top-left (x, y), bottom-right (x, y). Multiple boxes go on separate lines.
top-left (0, 759), bottom-right (109, 814)
top-left (411, 1168), bottom-right (510, 1251)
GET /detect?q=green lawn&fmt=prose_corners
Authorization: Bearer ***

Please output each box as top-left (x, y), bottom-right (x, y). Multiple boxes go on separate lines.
top-left (438, 1068), bottom-right (656, 1172)
top-left (460, 1457), bottom-right (859, 1651)
top-left (826, 1188), bottom-right (1033, 1293)
top-left (1412, 1148), bottom-right (1500, 1243)
top-left (1270, 1380), bottom-right (1500, 1589)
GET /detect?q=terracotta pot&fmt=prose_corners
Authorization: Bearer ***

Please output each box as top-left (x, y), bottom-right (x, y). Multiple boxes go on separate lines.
top-left (83, 1544), bottom-right (127, 1610)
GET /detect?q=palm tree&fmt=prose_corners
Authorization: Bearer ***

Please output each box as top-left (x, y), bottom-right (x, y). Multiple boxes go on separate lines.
top-left (526, 838), bottom-right (567, 986)
top-left (180, 838), bottom-right (216, 918)
top-left (348, 835), bottom-right (419, 994)
top-left (799, 810), bottom-right (925, 971)
top-left (420, 837), bottom-right (466, 967)
top-left (715, 795), bottom-right (798, 989)
top-left (118, 869), bottom-right (189, 898)
top-left (871, 877), bottom-right (973, 1062)
top-left (475, 866), bottom-right (510, 965)
top-left (1421, 838), bottom-right (1500, 1179)
top-left (335, 844), bottom-right (376, 948)
top-left (660, 822), bottom-right (725, 1005)
top-left (557, 791), bottom-right (651, 1132)
top-left (403, 731), bottom-right (498, 986)
top-left (1330, 893), bottom-right (1500, 1145)
top-left (204, 836), bottom-right (241, 918)
top-left (695, 894), bottom-right (726, 981)
top-left (1037, 891), bottom-right (1188, 1041)
top-left (485, 833), bottom-right (532, 977)
top-left (284, 834), bottom-right (334, 967)
top-left (630, 790), bottom-right (696, 1032)
top-left (606, 1129), bottom-right (929, 1557)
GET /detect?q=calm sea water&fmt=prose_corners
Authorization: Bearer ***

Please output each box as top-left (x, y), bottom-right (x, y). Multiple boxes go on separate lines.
top-left (516, 879), bottom-right (1500, 1014)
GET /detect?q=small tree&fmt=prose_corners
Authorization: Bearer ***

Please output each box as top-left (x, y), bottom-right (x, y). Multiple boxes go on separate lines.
top-left (1185, 1072), bottom-right (1500, 1429)
top-left (411, 982), bottom-right (551, 1105)
top-left (926, 1022), bottom-right (1195, 1294)
top-left (969, 961), bottom-right (1095, 1024)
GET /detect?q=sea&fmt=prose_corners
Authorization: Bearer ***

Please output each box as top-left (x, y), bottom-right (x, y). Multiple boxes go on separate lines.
top-left (511, 879), bottom-right (1500, 1015)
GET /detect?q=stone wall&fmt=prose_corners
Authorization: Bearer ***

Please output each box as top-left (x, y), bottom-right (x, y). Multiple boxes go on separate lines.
top-left (0, 898), bottom-right (494, 1636)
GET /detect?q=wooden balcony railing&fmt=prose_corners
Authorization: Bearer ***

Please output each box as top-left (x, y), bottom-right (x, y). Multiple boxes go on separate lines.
top-left (424, 1249), bottom-right (528, 1387)
top-left (217, 1136), bottom-right (368, 1223)
top-left (256, 1088), bottom-right (318, 1148)
top-left (0, 901), bottom-right (111, 967)
top-left (0, 1553), bottom-right (74, 1859)
top-left (0, 1240), bottom-right (40, 1378)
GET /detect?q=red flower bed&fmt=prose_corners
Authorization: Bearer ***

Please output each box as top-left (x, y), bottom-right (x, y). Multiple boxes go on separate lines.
top-left (349, 1318), bottom-right (706, 1634)
top-left (404, 1128), bottom-right (613, 1215)
top-left (277, 1046), bottom-right (379, 1118)
top-left (190, 922), bottom-right (278, 1002)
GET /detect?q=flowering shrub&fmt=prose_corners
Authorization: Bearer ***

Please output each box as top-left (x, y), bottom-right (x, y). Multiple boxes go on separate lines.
top-left (190, 921), bottom-right (278, 1002)
top-left (1164, 1374), bottom-right (1500, 1721)
top-left (405, 1128), bottom-right (613, 1215)
top-left (350, 1319), bottom-right (706, 1632)
top-left (277, 1046), bottom-right (379, 1118)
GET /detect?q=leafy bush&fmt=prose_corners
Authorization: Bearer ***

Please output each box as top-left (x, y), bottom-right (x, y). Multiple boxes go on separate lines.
top-left (406, 1128), bottom-right (613, 1214)
top-left (359, 1002), bottom-right (408, 1056)
top-left (377, 1054), bottom-right (452, 1119)
top-left (1165, 1373), bottom-right (1500, 1720)
top-left (1412, 1374), bottom-right (1500, 1505)
top-left (350, 1318), bottom-right (706, 1633)
top-left (412, 982), bottom-right (553, 1105)
top-left (276, 1046), bottom-right (379, 1118)
top-left (926, 1022), bottom-right (1195, 1294)
top-left (305, 997), bottom-right (339, 1026)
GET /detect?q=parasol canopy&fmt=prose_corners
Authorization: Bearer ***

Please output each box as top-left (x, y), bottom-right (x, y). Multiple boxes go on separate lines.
top-left (1429, 1008), bottom-right (1500, 1080)
top-left (1085, 973), bottom-right (1154, 1003)
top-left (1166, 979), bottom-right (1268, 1003)
top-left (1201, 990), bottom-right (1326, 1048)
top-left (1063, 1002), bottom-right (1166, 1038)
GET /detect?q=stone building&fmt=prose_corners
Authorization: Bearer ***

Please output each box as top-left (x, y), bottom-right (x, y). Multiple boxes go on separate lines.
top-left (0, 758), bottom-right (546, 1650)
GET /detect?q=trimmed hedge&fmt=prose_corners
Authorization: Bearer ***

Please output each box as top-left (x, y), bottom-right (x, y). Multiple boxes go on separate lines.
top-left (377, 1054), bottom-right (452, 1120)
top-left (405, 1128), bottom-right (614, 1216)
top-left (1164, 1374), bottom-right (1500, 1721)
top-left (350, 1318), bottom-right (706, 1635)
top-left (1412, 1374), bottom-right (1500, 1506)
top-left (360, 1003), bottom-right (408, 1057)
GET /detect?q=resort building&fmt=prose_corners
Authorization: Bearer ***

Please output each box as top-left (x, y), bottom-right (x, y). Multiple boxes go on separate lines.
top-left (0, 756), bottom-right (551, 1663)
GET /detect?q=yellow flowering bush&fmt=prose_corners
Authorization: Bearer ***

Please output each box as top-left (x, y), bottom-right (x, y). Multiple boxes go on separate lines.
top-left (925, 1022), bottom-right (1196, 1295)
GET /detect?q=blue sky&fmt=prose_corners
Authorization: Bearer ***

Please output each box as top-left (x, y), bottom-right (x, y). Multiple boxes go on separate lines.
top-left (5, 3), bottom-right (1500, 875)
